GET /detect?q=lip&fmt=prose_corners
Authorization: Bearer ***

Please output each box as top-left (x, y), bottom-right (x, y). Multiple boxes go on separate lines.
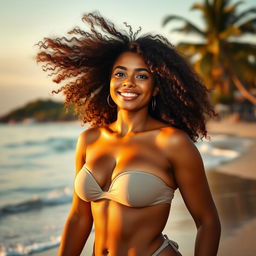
top-left (117, 90), bottom-right (140, 101)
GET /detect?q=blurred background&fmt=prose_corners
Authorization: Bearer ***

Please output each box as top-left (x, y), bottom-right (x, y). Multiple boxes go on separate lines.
top-left (0, 0), bottom-right (256, 255)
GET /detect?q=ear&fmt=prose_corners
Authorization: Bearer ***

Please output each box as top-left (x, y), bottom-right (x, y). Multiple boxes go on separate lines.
top-left (153, 86), bottom-right (159, 97)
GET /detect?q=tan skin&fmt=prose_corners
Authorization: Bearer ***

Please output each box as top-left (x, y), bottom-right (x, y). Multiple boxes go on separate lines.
top-left (58, 52), bottom-right (221, 256)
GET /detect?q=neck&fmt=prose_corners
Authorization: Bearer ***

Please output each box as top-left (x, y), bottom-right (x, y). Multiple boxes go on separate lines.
top-left (111, 108), bottom-right (151, 137)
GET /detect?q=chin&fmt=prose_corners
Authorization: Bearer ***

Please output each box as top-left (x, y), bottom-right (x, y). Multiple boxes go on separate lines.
top-left (117, 102), bottom-right (148, 112)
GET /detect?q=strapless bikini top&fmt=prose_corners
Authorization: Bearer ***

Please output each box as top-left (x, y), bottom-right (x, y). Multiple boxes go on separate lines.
top-left (74, 164), bottom-right (175, 207)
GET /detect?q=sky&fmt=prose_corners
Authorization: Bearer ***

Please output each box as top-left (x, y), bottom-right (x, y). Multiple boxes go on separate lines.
top-left (0, 0), bottom-right (255, 116)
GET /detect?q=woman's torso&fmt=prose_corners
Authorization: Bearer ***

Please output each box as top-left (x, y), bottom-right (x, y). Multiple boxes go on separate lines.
top-left (77, 123), bottom-right (180, 256)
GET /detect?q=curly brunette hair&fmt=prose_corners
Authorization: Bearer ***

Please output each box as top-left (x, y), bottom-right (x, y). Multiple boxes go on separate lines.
top-left (36, 12), bottom-right (216, 142)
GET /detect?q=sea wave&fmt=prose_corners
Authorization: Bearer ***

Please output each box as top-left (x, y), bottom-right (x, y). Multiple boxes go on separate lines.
top-left (197, 134), bottom-right (252, 169)
top-left (0, 163), bottom-right (48, 170)
top-left (4, 137), bottom-right (76, 153)
top-left (0, 185), bottom-right (64, 196)
top-left (0, 236), bottom-right (60, 256)
top-left (0, 187), bottom-right (73, 217)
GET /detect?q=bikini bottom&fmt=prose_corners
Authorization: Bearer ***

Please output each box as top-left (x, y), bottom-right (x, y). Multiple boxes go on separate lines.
top-left (91, 234), bottom-right (180, 256)
top-left (151, 234), bottom-right (181, 256)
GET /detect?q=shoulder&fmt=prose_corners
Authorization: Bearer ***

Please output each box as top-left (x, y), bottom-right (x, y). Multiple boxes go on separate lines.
top-left (160, 126), bottom-right (200, 163)
top-left (75, 127), bottom-right (102, 170)
top-left (77, 126), bottom-right (101, 146)
top-left (160, 126), bottom-right (192, 147)
top-left (75, 127), bottom-right (101, 158)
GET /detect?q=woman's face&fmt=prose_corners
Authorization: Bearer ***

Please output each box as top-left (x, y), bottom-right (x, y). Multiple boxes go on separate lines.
top-left (110, 51), bottom-right (158, 111)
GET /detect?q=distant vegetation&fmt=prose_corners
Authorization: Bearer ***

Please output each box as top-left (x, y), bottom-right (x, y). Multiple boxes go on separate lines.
top-left (0, 99), bottom-right (77, 123)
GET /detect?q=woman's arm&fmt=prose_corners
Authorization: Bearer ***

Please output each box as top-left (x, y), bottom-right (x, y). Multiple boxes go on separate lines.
top-left (167, 130), bottom-right (221, 256)
top-left (58, 130), bottom-right (93, 256)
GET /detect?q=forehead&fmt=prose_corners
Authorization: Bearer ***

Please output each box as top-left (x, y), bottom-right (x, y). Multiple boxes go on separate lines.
top-left (113, 52), bottom-right (148, 68)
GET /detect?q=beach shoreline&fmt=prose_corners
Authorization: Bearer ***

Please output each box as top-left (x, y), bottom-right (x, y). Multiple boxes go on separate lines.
top-left (34, 120), bottom-right (256, 256)
top-left (207, 119), bottom-right (256, 180)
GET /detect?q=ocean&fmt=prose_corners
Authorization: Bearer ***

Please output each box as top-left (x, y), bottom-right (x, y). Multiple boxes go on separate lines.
top-left (0, 122), bottom-right (252, 256)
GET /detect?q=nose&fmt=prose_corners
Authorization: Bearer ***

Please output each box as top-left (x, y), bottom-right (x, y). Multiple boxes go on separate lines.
top-left (123, 81), bottom-right (135, 88)
top-left (122, 76), bottom-right (135, 87)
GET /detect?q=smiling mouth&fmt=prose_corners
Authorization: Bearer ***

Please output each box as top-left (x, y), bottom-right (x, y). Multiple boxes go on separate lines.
top-left (117, 91), bottom-right (140, 100)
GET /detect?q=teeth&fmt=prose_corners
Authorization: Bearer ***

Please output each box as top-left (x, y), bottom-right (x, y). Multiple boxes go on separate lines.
top-left (120, 92), bottom-right (138, 97)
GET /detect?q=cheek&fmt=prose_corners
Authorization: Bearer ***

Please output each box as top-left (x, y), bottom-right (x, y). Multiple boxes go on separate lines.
top-left (142, 81), bottom-right (155, 95)
top-left (109, 80), bottom-right (118, 98)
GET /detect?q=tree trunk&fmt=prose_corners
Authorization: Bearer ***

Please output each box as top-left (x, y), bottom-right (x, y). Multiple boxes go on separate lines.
top-left (231, 75), bottom-right (256, 105)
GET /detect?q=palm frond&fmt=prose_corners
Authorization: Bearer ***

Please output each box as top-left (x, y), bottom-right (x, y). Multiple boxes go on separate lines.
top-left (219, 25), bottom-right (241, 39)
top-left (171, 24), bottom-right (206, 37)
top-left (199, 0), bottom-right (212, 29)
top-left (231, 7), bottom-right (256, 25)
top-left (176, 42), bottom-right (206, 57)
top-left (214, 0), bottom-right (236, 33)
top-left (237, 17), bottom-right (256, 34)
top-left (191, 3), bottom-right (204, 11)
top-left (162, 15), bottom-right (205, 36)
top-left (224, 1), bottom-right (244, 16)
top-left (226, 42), bottom-right (256, 56)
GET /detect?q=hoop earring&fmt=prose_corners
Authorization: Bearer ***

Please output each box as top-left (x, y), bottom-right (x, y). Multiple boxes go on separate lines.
top-left (107, 94), bottom-right (116, 108)
top-left (151, 96), bottom-right (157, 111)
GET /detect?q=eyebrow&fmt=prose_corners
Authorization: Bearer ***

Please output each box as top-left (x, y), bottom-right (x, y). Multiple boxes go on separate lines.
top-left (113, 65), bottom-right (150, 73)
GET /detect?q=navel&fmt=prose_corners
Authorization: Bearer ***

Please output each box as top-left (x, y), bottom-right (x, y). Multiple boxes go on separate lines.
top-left (102, 248), bottom-right (109, 255)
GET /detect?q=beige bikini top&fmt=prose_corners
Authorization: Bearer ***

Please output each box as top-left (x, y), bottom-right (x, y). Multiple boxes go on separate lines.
top-left (74, 164), bottom-right (175, 207)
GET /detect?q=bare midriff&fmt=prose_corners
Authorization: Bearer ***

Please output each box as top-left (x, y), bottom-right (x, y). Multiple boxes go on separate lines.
top-left (92, 200), bottom-right (171, 256)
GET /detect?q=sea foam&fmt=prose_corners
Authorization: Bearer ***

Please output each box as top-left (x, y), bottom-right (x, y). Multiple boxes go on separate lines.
top-left (0, 187), bottom-right (72, 217)
top-left (0, 236), bottom-right (60, 256)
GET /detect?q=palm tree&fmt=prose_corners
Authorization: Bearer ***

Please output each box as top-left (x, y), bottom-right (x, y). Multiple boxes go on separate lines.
top-left (162, 0), bottom-right (256, 104)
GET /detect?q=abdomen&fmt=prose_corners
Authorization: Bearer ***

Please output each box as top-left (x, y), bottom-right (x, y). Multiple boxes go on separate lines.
top-left (91, 199), bottom-right (171, 255)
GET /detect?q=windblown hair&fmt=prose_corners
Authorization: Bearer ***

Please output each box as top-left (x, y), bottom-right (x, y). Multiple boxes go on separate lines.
top-left (36, 12), bottom-right (216, 142)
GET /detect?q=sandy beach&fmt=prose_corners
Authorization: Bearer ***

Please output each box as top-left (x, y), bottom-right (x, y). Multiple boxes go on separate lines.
top-left (35, 119), bottom-right (256, 256)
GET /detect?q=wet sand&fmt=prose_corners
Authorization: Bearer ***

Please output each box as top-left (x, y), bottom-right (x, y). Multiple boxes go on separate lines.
top-left (36, 120), bottom-right (256, 256)
top-left (206, 171), bottom-right (256, 256)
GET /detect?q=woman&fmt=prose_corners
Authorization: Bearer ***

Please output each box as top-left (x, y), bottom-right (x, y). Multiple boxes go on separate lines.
top-left (36, 12), bottom-right (221, 256)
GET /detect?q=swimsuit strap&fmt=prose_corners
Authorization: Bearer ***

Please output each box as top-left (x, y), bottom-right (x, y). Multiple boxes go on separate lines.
top-left (163, 234), bottom-right (179, 252)
top-left (151, 234), bottom-right (179, 256)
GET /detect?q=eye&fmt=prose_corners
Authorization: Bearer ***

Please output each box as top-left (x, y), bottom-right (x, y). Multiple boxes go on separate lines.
top-left (114, 71), bottom-right (125, 78)
top-left (136, 74), bottom-right (148, 79)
